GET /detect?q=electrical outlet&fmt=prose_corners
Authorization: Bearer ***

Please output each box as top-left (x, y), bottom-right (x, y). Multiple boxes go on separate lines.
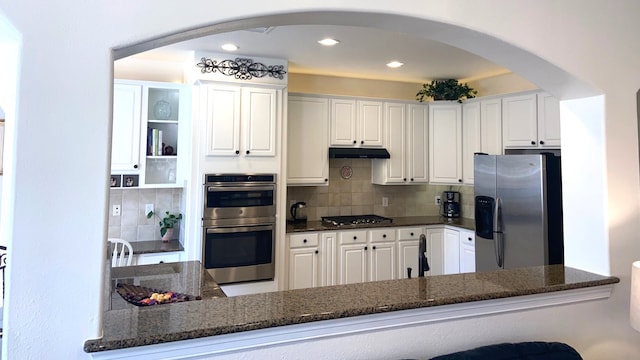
top-left (112, 205), bottom-right (121, 216)
top-left (435, 196), bottom-right (441, 206)
top-left (145, 204), bottom-right (154, 216)
top-left (382, 197), bottom-right (389, 207)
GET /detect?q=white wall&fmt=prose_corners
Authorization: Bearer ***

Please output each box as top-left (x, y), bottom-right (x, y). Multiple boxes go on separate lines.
top-left (1, 1), bottom-right (639, 359)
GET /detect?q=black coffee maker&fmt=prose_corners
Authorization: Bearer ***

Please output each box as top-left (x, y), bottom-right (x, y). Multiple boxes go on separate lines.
top-left (440, 191), bottom-right (461, 218)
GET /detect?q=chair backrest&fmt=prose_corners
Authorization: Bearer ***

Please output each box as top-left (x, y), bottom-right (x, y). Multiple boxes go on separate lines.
top-left (108, 238), bottom-right (133, 267)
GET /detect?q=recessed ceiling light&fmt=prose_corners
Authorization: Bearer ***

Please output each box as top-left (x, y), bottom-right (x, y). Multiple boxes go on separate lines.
top-left (221, 43), bottom-right (239, 51)
top-left (386, 61), bottom-right (404, 68)
top-left (318, 38), bottom-right (340, 46)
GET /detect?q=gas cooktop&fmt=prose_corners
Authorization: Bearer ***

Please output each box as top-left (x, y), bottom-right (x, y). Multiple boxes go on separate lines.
top-left (321, 215), bottom-right (393, 227)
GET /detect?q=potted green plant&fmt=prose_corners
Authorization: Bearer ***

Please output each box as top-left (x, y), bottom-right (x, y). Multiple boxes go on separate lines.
top-left (416, 79), bottom-right (478, 103)
top-left (147, 210), bottom-right (183, 241)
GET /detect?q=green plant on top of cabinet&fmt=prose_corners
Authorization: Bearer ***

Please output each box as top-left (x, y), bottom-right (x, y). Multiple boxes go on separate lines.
top-left (330, 98), bottom-right (384, 148)
top-left (372, 102), bottom-right (429, 185)
top-left (111, 80), bottom-right (189, 187)
top-left (429, 102), bottom-right (463, 184)
top-left (287, 95), bottom-right (329, 186)
top-left (203, 83), bottom-right (280, 157)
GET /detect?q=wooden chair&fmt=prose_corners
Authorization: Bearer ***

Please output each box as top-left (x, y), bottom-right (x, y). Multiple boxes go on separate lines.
top-left (108, 238), bottom-right (133, 267)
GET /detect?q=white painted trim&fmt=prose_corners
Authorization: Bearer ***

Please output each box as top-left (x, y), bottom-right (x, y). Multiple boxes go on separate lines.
top-left (88, 285), bottom-right (614, 359)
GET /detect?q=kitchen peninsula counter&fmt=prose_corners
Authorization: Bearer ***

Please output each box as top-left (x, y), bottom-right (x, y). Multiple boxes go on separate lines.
top-left (286, 216), bottom-right (475, 233)
top-left (85, 264), bottom-right (618, 353)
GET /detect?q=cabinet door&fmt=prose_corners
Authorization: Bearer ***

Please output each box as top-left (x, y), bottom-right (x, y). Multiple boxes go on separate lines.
top-left (242, 87), bottom-right (278, 157)
top-left (429, 103), bottom-right (463, 184)
top-left (287, 96), bottom-right (329, 185)
top-left (358, 100), bottom-right (384, 147)
top-left (398, 240), bottom-right (419, 279)
top-left (537, 93), bottom-right (561, 147)
top-left (330, 98), bottom-right (357, 146)
top-left (502, 93), bottom-right (537, 148)
top-left (289, 247), bottom-right (319, 290)
top-left (339, 244), bottom-right (367, 285)
top-left (407, 104), bottom-right (429, 183)
top-left (462, 101), bottom-right (481, 185)
top-left (425, 228), bottom-right (444, 276)
top-left (480, 98), bottom-right (502, 154)
top-left (204, 85), bottom-right (241, 156)
top-left (373, 102), bottom-right (406, 184)
top-left (443, 228), bottom-right (460, 275)
top-left (320, 232), bottom-right (337, 286)
top-left (459, 229), bottom-right (476, 274)
top-left (112, 83), bottom-right (142, 171)
top-left (369, 242), bottom-right (396, 281)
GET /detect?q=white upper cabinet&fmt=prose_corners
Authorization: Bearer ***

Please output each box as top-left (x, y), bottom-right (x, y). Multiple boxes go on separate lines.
top-left (536, 92), bottom-right (561, 147)
top-left (330, 98), bottom-right (383, 147)
top-left (462, 101), bottom-right (481, 185)
top-left (112, 83), bottom-right (142, 172)
top-left (204, 84), bottom-right (279, 157)
top-left (429, 102), bottom-right (463, 184)
top-left (111, 80), bottom-right (189, 188)
top-left (372, 103), bottom-right (428, 185)
top-left (462, 98), bottom-right (502, 184)
top-left (287, 96), bottom-right (329, 185)
top-left (502, 92), bottom-right (560, 148)
top-left (480, 98), bottom-right (503, 154)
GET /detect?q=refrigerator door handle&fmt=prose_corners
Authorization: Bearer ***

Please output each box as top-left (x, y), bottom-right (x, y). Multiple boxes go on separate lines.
top-left (495, 231), bottom-right (504, 268)
top-left (493, 197), bottom-right (504, 268)
top-left (493, 197), bottom-right (501, 232)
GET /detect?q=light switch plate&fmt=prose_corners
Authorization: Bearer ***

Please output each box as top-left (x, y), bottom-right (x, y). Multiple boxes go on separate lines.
top-left (382, 197), bottom-right (389, 207)
top-left (145, 204), bottom-right (154, 215)
top-left (112, 205), bottom-right (121, 216)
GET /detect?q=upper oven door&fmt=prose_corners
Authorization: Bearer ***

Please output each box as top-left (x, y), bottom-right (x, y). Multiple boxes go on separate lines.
top-left (203, 184), bottom-right (276, 223)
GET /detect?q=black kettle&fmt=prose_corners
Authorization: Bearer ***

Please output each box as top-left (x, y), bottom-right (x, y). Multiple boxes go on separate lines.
top-left (290, 202), bottom-right (307, 223)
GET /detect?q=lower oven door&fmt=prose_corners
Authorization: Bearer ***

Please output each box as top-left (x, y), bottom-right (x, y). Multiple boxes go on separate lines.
top-left (202, 224), bottom-right (275, 284)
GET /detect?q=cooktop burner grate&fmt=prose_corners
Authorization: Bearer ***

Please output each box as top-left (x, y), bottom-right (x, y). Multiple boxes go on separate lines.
top-left (321, 215), bottom-right (393, 227)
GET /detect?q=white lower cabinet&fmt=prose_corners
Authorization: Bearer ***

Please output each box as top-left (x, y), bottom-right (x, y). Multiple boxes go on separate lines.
top-left (459, 229), bottom-right (476, 273)
top-left (443, 228), bottom-right (461, 274)
top-left (338, 229), bottom-right (396, 284)
top-left (286, 225), bottom-right (475, 289)
top-left (288, 233), bottom-right (320, 290)
top-left (397, 227), bottom-right (422, 279)
top-left (133, 251), bottom-right (182, 265)
top-left (425, 228), bottom-right (444, 276)
top-left (338, 230), bottom-right (368, 285)
top-left (287, 232), bottom-right (337, 290)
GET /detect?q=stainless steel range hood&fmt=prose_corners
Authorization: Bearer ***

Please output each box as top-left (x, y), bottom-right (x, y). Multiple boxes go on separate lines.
top-left (328, 147), bottom-right (390, 159)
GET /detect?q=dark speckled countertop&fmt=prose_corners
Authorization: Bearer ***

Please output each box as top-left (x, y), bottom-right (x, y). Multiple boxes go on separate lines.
top-left (85, 264), bottom-right (618, 353)
top-left (286, 216), bottom-right (475, 233)
top-left (130, 239), bottom-right (184, 255)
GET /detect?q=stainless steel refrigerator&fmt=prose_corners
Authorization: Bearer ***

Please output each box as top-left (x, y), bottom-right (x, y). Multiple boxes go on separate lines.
top-left (474, 153), bottom-right (563, 271)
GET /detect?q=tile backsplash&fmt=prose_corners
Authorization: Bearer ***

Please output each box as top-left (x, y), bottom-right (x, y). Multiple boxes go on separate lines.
top-left (108, 188), bottom-right (183, 242)
top-left (287, 159), bottom-right (474, 221)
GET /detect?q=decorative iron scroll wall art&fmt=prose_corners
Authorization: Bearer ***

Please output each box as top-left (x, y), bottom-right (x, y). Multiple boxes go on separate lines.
top-left (196, 57), bottom-right (287, 80)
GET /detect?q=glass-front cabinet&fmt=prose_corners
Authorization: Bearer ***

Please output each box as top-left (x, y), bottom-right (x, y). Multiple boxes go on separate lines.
top-left (111, 80), bottom-right (190, 188)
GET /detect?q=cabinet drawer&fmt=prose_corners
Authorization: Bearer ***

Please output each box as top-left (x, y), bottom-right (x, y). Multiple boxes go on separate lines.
top-left (289, 233), bottom-right (319, 248)
top-left (398, 227), bottom-right (423, 241)
top-left (369, 229), bottom-right (396, 243)
top-left (134, 252), bottom-right (182, 265)
top-left (339, 230), bottom-right (367, 244)
top-left (460, 231), bottom-right (475, 246)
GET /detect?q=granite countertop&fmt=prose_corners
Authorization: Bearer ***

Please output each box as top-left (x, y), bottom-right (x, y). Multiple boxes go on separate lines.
top-left (130, 239), bottom-right (184, 255)
top-left (85, 264), bottom-right (618, 353)
top-left (106, 261), bottom-right (226, 311)
top-left (286, 216), bottom-right (475, 233)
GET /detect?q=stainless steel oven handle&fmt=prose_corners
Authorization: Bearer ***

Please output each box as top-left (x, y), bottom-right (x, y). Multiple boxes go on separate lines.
top-left (206, 186), bottom-right (274, 192)
top-left (206, 224), bottom-right (274, 234)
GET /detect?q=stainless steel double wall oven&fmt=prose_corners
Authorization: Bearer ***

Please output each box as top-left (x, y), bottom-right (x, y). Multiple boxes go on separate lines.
top-left (202, 174), bottom-right (276, 284)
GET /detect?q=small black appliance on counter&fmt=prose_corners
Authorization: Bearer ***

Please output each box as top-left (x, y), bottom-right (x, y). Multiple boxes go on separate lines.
top-left (440, 191), bottom-right (461, 218)
top-left (290, 202), bottom-right (307, 223)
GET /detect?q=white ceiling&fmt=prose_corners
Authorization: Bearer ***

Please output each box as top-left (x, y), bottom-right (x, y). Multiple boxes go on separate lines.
top-left (134, 24), bottom-right (511, 84)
